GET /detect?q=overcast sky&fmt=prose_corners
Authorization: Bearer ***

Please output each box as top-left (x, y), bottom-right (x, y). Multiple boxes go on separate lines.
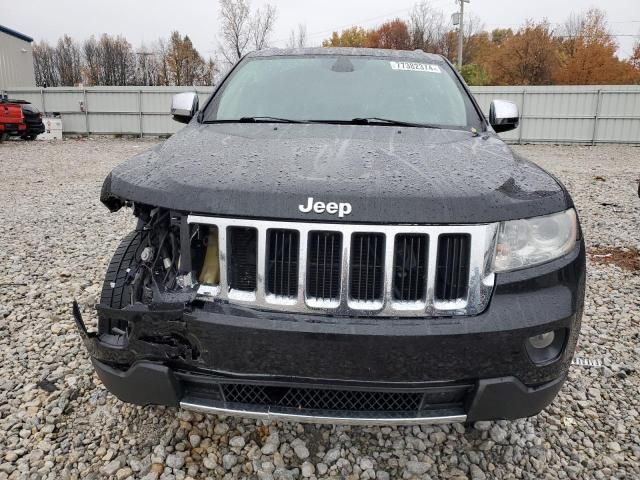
top-left (3, 0), bottom-right (639, 58)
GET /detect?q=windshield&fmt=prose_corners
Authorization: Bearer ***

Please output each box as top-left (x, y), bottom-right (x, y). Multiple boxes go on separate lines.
top-left (204, 55), bottom-right (483, 130)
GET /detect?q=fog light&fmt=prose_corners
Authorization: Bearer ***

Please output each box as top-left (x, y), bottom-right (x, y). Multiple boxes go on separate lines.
top-left (526, 329), bottom-right (566, 365)
top-left (529, 331), bottom-right (555, 349)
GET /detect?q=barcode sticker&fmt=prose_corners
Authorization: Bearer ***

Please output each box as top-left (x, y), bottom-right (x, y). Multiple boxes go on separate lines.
top-left (390, 61), bottom-right (441, 73)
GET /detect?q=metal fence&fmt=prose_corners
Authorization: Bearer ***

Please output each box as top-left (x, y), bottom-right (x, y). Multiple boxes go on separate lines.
top-left (5, 85), bottom-right (640, 144)
top-left (472, 85), bottom-right (640, 144)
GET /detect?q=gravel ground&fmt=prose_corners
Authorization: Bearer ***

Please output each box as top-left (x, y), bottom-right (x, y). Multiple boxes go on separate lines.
top-left (0, 138), bottom-right (638, 480)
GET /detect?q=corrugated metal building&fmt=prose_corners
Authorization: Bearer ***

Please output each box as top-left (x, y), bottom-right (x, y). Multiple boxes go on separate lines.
top-left (0, 25), bottom-right (35, 90)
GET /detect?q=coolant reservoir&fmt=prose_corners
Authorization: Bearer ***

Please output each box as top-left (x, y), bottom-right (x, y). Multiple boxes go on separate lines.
top-left (199, 228), bottom-right (220, 285)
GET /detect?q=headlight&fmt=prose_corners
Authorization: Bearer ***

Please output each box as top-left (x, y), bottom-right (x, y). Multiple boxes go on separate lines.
top-left (493, 209), bottom-right (577, 272)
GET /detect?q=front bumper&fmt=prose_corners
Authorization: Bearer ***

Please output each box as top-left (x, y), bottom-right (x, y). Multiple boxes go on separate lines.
top-left (88, 358), bottom-right (566, 425)
top-left (74, 244), bottom-right (585, 424)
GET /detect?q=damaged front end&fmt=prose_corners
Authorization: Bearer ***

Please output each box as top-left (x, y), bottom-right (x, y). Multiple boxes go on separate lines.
top-left (73, 200), bottom-right (221, 373)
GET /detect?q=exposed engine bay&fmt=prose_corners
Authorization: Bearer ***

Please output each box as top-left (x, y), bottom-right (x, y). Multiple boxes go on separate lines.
top-left (117, 205), bottom-right (220, 309)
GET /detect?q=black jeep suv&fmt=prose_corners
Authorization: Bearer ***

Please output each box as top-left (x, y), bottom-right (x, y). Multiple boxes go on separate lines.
top-left (74, 48), bottom-right (585, 425)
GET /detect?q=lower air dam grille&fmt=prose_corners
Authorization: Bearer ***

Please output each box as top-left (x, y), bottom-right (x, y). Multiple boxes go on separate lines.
top-left (220, 384), bottom-right (463, 413)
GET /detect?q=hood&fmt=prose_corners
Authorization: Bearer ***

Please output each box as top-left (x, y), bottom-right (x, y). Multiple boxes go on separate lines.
top-left (104, 123), bottom-right (569, 224)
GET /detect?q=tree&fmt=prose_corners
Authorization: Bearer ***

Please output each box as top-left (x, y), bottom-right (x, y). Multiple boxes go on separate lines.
top-left (322, 27), bottom-right (369, 48)
top-left (370, 19), bottom-right (412, 50)
top-left (219, 0), bottom-right (251, 63)
top-left (408, 1), bottom-right (446, 52)
top-left (464, 31), bottom-right (492, 66)
top-left (460, 63), bottom-right (491, 85)
top-left (218, 0), bottom-right (277, 66)
top-left (631, 40), bottom-right (640, 70)
top-left (250, 4), bottom-right (277, 51)
top-left (487, 21), bottom-right (560, 85)
top-left (491, 28), bottom-right (513, 46)
top-left (56, 35), bottom-right (82, 86)
top-left (33, 41), bottom-right (59, 87)
top-left (287, 24), bottom-right (308, 49)
top-left (134, 44), bottom-right (165, 86)
top-left (165, 31), bottom-right (214, 86)
top-left (560, 12), bottom-right (585, 58)
top-left (554, 9), bottom-right (639, 85)
top-left (424, 13), bottom-right (485, 64)
top-left (82, 37), bottom-right (101, 85)
top-left (86, 34), bottom-right (136, 86)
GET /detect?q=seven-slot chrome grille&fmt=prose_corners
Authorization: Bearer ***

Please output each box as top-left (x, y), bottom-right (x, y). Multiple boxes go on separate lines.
top-left (190, 215), bottom-right (499, 317)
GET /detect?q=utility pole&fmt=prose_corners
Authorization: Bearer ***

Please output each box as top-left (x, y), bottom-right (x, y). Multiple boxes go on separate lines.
top-left (457, 0), bottom-right (469, 69)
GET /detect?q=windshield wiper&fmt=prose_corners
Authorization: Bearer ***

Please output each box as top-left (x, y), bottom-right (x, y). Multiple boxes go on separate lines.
top-left (203, 116), bottom-right (304, 124)
top-left (239, 116), bottom-right (303, 123)
top-left (350, 117), bottom-right (441, 129)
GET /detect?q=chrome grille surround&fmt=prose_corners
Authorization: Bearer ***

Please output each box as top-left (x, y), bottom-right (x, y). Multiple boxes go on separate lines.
top-left (189, 215), bottom-right (499, 317)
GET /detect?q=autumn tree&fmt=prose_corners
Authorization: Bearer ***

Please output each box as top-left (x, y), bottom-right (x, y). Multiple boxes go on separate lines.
top-left (322, 27), bottom-right (369, 48)
top-left (165, 32), bottom-right (215, 86)
top-left (464, 31), bottom-right (492, 65)
top-left (459, 31), bottom-right (493, 85)
top-left (491, 28), bottom-right (513, 46)
top-left (554, 9), bottom-right (639, 85)
top-left (487, 21), bottom-right (560, 85)
top-left (369, 19), bottom-right (412, 50)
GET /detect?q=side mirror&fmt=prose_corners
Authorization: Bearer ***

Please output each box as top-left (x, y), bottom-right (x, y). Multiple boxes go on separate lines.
top-left (171, 92), bottom-right (199, 124)
top-left (489, 100), bottom-right (519, 133)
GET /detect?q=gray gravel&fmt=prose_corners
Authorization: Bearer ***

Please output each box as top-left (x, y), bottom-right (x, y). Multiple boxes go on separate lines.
top-left (0, 138), bottom-right (639, 479)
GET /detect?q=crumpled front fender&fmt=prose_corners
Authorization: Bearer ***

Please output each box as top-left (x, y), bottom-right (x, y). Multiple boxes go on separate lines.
top-left (72, 302), bottom-right (202, 366)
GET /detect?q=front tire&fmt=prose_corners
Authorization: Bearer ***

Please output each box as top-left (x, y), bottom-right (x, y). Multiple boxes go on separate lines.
top-left (99, 231), bottom-right (143, 334)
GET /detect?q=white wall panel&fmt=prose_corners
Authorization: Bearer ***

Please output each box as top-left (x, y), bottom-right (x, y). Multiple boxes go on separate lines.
top-left (5, 86), bottom-right (640, 143)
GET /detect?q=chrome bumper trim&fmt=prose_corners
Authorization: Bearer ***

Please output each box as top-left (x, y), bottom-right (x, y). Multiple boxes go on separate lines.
top-left (180, 399), bottom-right (467, 426)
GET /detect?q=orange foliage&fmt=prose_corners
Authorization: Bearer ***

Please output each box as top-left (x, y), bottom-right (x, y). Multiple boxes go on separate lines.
top-left (554, 10), bottom-right (639, 84)
top-left (321, 8), bottom-right (640, 86)
top-left (485, 21), bottom-right (561, 85)
top-left (369, 19), bottom-right (412, 50)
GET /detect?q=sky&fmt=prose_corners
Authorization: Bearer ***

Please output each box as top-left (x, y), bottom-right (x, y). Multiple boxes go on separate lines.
top-left (2, 0), bottom-right (639, 58)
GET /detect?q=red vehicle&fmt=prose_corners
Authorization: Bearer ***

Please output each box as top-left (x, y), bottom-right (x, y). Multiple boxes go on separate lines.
top-left (0, 101), bottom-right (27, 141)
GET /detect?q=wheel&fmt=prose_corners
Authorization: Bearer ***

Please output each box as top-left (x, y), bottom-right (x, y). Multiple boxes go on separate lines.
top-left (99, 231), bottom-right (143, 334)
top-left (22, 134), bottom-right (37, 141)
top-left (0, 133), bottom-right (8, 143)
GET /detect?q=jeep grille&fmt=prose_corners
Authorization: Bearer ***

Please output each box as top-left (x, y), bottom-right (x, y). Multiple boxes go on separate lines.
top-left (191, 216), bottom-right (498, 317)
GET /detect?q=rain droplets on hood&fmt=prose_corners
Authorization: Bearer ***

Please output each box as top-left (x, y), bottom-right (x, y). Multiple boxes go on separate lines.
top-left (107, 123), bottom-right (568, 223)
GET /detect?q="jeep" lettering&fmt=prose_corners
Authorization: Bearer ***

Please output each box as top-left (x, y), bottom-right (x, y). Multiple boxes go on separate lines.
top-left (298, 197), bottom-right (352, 218)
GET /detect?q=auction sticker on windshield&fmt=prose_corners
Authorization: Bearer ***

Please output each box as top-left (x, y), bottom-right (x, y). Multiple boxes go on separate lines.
top-left (390, 61), bottom-right (441, 73)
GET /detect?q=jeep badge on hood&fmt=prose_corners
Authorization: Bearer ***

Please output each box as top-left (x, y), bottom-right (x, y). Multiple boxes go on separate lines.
top-left (299, 197), bottom-right (352, 218)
